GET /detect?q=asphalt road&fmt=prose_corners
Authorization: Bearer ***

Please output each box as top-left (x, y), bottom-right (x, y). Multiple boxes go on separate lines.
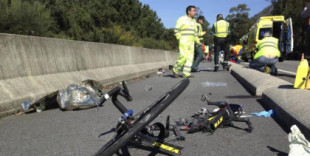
top-left (240, 60), bottom-right (299, 84)
top-left (0, 62), bottom-right (289, 156)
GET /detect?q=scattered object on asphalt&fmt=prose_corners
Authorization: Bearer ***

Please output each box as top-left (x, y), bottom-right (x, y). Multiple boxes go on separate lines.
top-left (251, 110), bottom-right (274, 117)
top-left (22, 101), bottom-right (32, 112)
top-left (157, 68), bottom-right (167, 76)
top-left (288, 125), bottom-right (310, 156)
top-left (21, 91), bottom-right (58, 113)
top-left (201, 82), bottom-right (227, 87)
top-left (157, 68), bottom-right (166, 77)
top-left (294, 53), bottom-right (309, 89)
top-left (145, 85), bottom-right (153, 91)
top-left (176, 94), bottom-right (253, 134)
top-left (21, 80), bottom-right (103, 113)
top-left (57, 80), bottom-right (103, 111)
top-left (169, 65), bottom-right (174, 70)
top-left (34, 102), bottom-right (46, 112)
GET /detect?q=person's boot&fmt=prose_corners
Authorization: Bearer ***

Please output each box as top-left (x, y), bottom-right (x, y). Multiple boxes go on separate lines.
top-left (222, 63), bottom-right (229, 71)
top-left (173, 72), bottom-right (179, 78)
top-left (270, 65), bottom-right (278, 76)
top-left (213, 66), bottom-right (219, 72)
top-left (173, 71), bottom-right (179, 78)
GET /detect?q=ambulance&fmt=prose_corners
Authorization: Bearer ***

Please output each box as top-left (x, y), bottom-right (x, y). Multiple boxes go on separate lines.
top-left (241, 16), bottom-right (294, 62)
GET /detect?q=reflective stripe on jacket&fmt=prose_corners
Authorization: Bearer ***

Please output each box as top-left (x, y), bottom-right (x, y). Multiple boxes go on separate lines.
top-left (197, 23), bottom-right (205, 41)
top-left (174, 15), bottom-right (200, 43)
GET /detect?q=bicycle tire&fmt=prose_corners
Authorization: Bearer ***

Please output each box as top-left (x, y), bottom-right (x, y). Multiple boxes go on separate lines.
top-left (95, 79), bottom-right (190, 156)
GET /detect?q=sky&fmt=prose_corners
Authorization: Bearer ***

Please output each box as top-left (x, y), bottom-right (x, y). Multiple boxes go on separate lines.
top-left (139, 0), bottom-right (271, 28)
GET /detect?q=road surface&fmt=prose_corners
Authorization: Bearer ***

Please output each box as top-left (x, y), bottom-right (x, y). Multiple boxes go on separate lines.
top-left (0, 62), bottom-right (289, 156)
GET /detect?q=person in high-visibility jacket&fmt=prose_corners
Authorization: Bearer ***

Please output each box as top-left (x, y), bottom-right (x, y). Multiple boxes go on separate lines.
top-left (249, 32), bottom-right (281, 75)
top-left (230, 45), bottom-right (243, 63)
top-left (191, 16), bottom-right (206, 72)
top-left (211, 14), bottom-right (230, 72)
top-left (173, 5), bottom-right (200, 78)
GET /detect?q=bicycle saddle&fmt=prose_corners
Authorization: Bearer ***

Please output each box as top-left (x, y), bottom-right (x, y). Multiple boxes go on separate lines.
top-left (208, 101), bottom-right (228, 107)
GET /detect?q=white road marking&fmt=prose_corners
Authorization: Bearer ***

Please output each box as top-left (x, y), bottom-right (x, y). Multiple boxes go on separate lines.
top-left (278, 69), bottom-right (296, 75)
top-left (242, 62), bottom-right (296, 76)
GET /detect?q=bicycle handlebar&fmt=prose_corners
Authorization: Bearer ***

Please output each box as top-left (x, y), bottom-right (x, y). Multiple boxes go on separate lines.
top-left (99, 81), bottom-right (132, 114)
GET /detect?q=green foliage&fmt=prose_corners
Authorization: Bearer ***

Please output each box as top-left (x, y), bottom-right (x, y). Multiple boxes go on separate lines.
top-left (161, 28), bottom-right (178, 50)
top-left (0, 0), bottom-right (175, 50)
top-left (226, 4), bottom-right (254, 45)
top-left (102, 25), bottom-right (137, 45)
top-left (0, 0), bottom-right (53, 36)
top-left (136, 38), bottom-right (172, 51)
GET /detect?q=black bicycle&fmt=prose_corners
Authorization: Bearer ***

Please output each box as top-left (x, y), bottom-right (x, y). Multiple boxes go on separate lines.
top-left (176, 94), bottom-right (253, 134)
top-left (95, 79), bottom-right (190, 156)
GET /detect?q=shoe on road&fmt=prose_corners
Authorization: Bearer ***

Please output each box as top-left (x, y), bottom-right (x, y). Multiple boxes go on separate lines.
top-left (173, 71), bottom-right (179, 78)
top-left (213, 66), bottom-right (219, 72)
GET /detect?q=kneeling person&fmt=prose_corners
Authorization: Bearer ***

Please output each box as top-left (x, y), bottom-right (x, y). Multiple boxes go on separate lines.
top-left (249, 32), bottom-right (281, 75)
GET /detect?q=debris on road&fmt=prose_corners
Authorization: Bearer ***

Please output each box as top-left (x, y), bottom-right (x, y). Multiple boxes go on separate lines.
top-left (57, 80), bottom-right (103, 110)
top-left (288, 125), bottom-right (310, 156)
top-left (145, 85), bottom-right (153, 91)
top-left (175, 95), bottom-right (253, 134)
top-left (251, 110), bottom-right (274, 117)
top-left (157, 68), bottom-right (167, 77)
top-left (21, 80), bottom-right (104, 113)
top-left (201, 82), bottom-right (227, 87)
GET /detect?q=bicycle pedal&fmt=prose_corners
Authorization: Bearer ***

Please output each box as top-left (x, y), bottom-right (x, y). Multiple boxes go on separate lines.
top-left (264, 66), bottom-right (271, 74)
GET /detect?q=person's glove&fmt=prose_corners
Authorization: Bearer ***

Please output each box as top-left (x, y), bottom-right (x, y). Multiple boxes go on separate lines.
top-left (251, 110), bottom-right (274, 117)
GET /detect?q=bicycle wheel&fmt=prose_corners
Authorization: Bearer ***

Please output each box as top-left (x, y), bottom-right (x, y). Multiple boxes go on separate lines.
top-left (95, 79), bottom-right (190, 156)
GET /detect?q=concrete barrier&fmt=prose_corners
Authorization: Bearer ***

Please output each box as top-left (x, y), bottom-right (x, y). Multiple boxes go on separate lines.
top-left (0, 33), bottom-right (177, 118)
top-left (231, 63), bottom-right (310, 138)
top-left (230, 63), bottom-right (291, 96)
top-left (262, 87), bottom-right (310, 138)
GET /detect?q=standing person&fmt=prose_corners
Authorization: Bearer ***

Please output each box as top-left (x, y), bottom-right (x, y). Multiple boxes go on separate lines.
top-left (191, 16), bottom-right (206, 72)
top-left (211, 14), bottom-right (230, 72)
top-left (173, 5), bottom-right (200, 78)
top-left (249, 32), bottom-right (280, 75)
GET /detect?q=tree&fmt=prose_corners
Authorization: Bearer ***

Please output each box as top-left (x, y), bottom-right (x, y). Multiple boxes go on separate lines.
top-left (0, 0), bottom-right (176, 50)
top-left (0, 0), bottom-right (54, 36)
top-left (226, 4), bottom-right (253, 45)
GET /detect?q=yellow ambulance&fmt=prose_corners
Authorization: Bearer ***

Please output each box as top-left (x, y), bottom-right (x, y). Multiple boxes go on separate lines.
top-left (241, 16), bottom-right (293, 62)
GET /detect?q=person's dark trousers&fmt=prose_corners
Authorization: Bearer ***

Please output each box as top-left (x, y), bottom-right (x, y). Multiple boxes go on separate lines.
top-left (191, 43), bottom-right (204, 71)
top-left (249, 56), bottom-right (278, 74)
top-left (214, 37), bottom-right (229, 69)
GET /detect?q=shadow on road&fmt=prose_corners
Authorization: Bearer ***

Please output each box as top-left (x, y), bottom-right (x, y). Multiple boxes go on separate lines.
top-left (267, 146), bottom-right (288, 156)
top-left (115, 143), bottom-right (172, 156)
top-left (277, 73), bottom-right (296, 78)
top-left (278, 85), bottom-right (294, 89)
top-left (225, 95), bottom-right (260, 99)
top-left (256, 99), bottom-right (290, 134)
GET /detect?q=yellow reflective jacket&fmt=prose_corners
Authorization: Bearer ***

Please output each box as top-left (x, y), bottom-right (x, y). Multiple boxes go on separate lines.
top-left (212, 20), bottom-right (230, 38)
top-left (197, 23), bottom-right (206, 41)
top-left (174, 15), bottom-right (200, 43)
top-left (254, 37), bottom-right (281, 60)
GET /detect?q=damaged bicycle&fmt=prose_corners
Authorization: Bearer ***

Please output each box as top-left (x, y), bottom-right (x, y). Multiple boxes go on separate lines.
top-left (95, 79), bottom-right (189, 156)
